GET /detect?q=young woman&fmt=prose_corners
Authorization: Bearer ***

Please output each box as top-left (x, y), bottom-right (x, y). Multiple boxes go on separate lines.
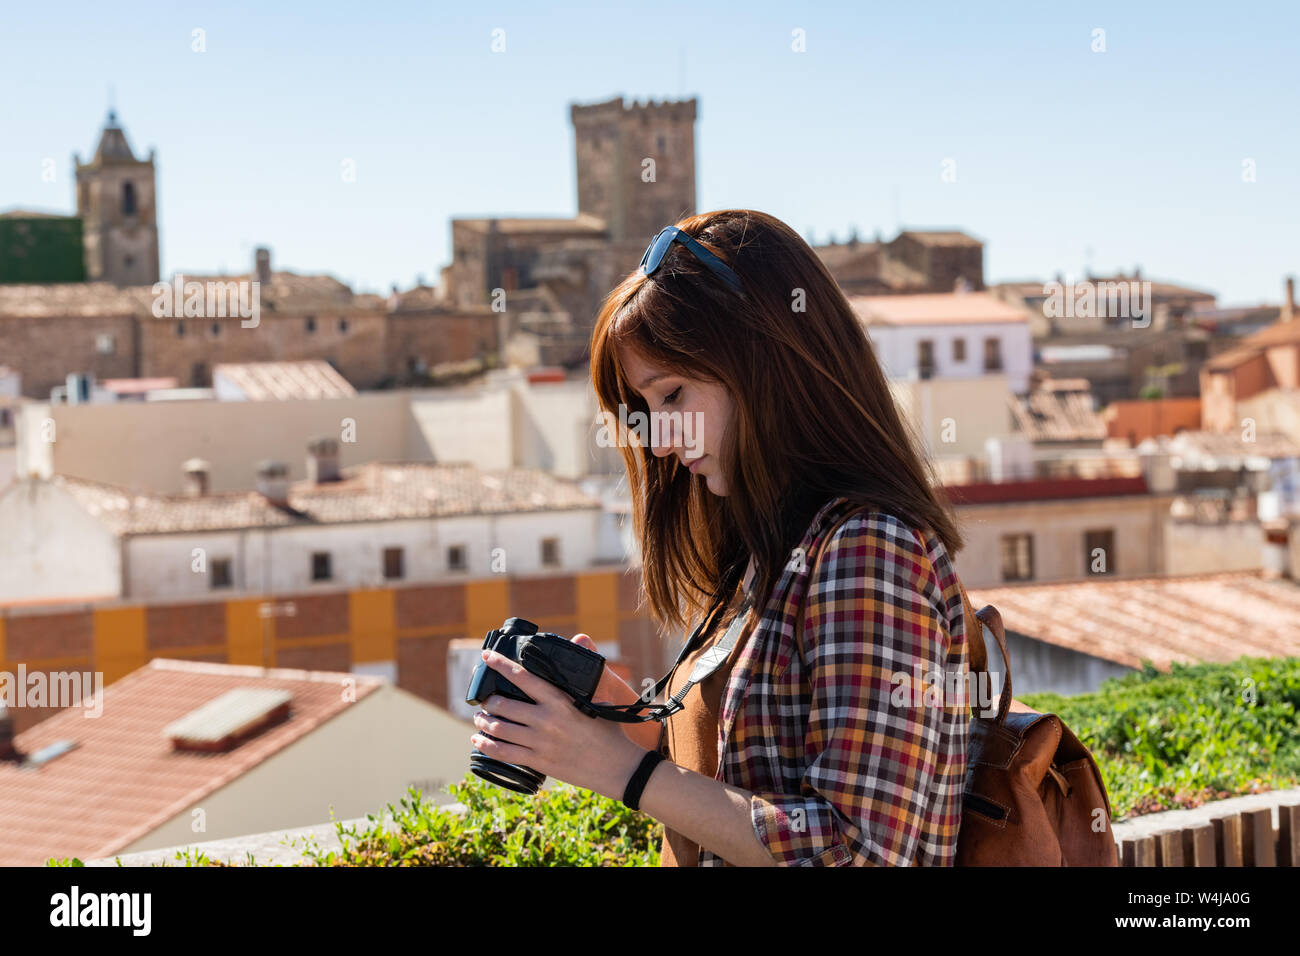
top-left (470, 209), bottom-right (971, 866)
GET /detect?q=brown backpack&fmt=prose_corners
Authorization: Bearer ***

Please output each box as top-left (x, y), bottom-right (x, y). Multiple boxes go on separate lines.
top-left (796, 503), bottom-right (1119, 866)
top-left (955, 584), bottom-right (1119, 866)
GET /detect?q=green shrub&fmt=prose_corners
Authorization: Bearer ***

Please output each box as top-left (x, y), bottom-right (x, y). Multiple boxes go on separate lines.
top-left (295, 777), bottom-right (661, 867)
top-left (1019, 655), bottom-right (1300, 820)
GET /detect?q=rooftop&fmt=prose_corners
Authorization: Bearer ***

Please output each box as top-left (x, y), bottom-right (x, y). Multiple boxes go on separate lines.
top-left (967, 570), bottom-right (1300, 671)
top-left (849, 291), bottom-right (1030, 326)
top-left (214, 360), bottom-right (357, 401)
top-left (50, 461), bottom-right (601, 535)
top-left (0, 658), bottom-right (383, 866)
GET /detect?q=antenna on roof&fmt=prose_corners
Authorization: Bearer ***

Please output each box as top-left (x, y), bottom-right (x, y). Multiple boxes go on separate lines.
top-left (107, 84), bottom-right (117, 125)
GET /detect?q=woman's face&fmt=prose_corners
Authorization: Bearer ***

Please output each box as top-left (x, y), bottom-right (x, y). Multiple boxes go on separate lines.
top-left (617, 344), bottom-right (734, 496)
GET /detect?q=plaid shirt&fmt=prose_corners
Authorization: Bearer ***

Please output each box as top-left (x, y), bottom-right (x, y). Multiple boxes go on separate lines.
top-left (691, 495), bottom-right (969, 866)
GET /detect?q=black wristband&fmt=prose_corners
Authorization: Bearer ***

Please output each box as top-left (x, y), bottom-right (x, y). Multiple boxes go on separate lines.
top-left (622, 750), bottom-right (666, 811)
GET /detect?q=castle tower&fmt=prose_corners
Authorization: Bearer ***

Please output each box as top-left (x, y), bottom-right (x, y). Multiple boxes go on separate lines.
top-left (74, 111), bottom-right (160, 286)
top-left (570, 96), bottom-right (697, 243)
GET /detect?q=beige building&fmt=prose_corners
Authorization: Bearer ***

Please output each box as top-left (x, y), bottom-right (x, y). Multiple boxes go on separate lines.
top-left (17, 366), bottom-right (621, 494)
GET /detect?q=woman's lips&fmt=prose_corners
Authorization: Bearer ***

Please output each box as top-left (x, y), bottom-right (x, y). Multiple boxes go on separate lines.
top-left (687, 455), bottom-right (706, 474)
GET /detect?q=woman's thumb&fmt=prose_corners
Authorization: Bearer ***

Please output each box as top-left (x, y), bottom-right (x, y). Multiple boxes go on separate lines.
top-left (572, 632), bottom-right (596, 650)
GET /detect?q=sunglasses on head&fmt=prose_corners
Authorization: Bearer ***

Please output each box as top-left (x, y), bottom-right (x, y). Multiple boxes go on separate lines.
top-left (638, 225), bottom-right (745, 296)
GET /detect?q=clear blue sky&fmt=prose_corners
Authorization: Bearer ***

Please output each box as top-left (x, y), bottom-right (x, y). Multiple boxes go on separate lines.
top-left (2, 0), bottom-right (1296, 305)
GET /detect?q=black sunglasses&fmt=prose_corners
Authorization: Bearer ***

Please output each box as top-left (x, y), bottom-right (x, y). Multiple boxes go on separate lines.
top-left (638, 226), bottom-right (745, 296)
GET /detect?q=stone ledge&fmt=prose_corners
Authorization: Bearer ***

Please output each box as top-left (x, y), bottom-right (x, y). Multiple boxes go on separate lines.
top-left (1111, 786), bottom-right (1300, 842)
top-left (84, 803), bottom-right (469, 867)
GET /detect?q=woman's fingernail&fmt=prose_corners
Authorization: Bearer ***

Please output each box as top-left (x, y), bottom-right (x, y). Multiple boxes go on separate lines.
top-left (481, 649), bottom-right (491, 661)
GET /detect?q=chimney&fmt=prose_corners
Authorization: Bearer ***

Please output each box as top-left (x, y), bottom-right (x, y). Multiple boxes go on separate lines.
top-left (255, 247), bottom-right (272, 288)
top-left (1284, 275), bottom-right (1296, 324)
top-left (306, 437), bottom-right (341, 483)
top-left (0, 705), bottom-right (19, 763)
top-left (256, 460), bottom-right (290, 506)
top-left (182, 458), bottom-right (211, 497)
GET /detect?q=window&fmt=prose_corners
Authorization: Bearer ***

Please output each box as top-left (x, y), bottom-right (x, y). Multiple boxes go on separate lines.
top-left (0, 408), bottom-right (11, 428)
top-left (311, 552), bottom-right (332, 581)
top-left (338, 318), bottom-right (349, 334)
top-left (1084, 529), bottom-right (1115, 576)
top-left (953, 337), bottom-right (966, 362)
top-left (540, 537), bottom-right (560, 568)
top-left (383, 547), bottom-right (404, 580)
top-left (210, 322), bottom-right (221, 338)
top-left (123, 255), bottom-right (135, 270)
top-left (917, 339), bottom-right (935, 379)
top-left (95, 333), bottom-right (116, 355)
top-left (999, 533), bottom-right (1033, 582)
top-left (191, 362), bottom-right (207, 386)
top-left (447, 544), bottom-right (467, 571)
top-left (175, 321), bottom-right (185, 338)
top-left (210, 558), bottom-right (233, 589)
top-left (122, 182), bottom-right (137, 216)
top-left (657, 134), bottom-right (666, 152)
top-left (306, 315), bottom-right (317, 333)
top-left (983, 337), bottom-right (1003, 372)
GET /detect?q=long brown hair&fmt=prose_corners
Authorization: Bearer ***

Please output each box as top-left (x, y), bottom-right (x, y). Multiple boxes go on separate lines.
top-left (590, 209), bottom-right (964, 634)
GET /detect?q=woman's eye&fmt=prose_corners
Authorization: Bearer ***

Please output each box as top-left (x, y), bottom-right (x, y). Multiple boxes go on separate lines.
top-left (662, 386), bottom-right (681, 406)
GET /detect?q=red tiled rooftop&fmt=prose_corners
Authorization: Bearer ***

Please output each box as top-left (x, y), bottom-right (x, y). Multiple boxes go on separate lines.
top-left (944, 475), bottom-right (1150, 505)
top-left (0, 658), bottom-right (382, 866)
top-left (967, 570), bottom-right (1300, 671)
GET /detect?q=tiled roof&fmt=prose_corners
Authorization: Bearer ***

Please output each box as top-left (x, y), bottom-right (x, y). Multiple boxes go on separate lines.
top-left (967, 571), bottom-right (1300, 671)
top-left (0, 283), bottom-right (146, 318)
top-left (849, 291), bottom-right (1030, 325)
top-left (0, 208), bottom-right (77, 220)
top-left (454, 213), bottom-right (608, 235)
top-left (52, 462), bottom-right (600, 535)
top-left (1205, 317), bottom-right (1300, 371)
top-left (0, 658), bottom-right (383, 866)
top-left (946, 475), bottom-right (1149, 504)
top-left (896, 230), bottom-right (982, 247)
top-left (1082, 273), bottom-right (1216, 301)
top-left (1148, 429), bottom-right (1300, 464)
top-left (214, 360), bottom-right (356, 400)
top-left (1009, 381), bottom-right (1107, 442)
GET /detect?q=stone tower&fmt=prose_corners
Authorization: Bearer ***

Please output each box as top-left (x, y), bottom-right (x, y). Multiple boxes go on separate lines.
top-left (570, 96), bottom-right (697, 243)
top-left (74, 112), bottom-right (160, 286)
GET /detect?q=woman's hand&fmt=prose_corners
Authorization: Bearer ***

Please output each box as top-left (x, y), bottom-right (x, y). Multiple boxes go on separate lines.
top-left (471, 647), bottom-right (650, 801)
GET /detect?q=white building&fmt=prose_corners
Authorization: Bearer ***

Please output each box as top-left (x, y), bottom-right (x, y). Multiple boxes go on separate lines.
top-left (849, 291), bottom-right (1034, 393)
top-left (0, 454), bottom-right (618, 603)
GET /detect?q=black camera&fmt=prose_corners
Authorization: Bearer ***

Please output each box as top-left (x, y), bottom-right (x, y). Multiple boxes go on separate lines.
top-left (465, 616), bottom-right (607, 794)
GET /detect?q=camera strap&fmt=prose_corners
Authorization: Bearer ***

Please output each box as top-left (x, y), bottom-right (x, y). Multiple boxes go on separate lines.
top-left (573, 588), bottom-right (756, 724)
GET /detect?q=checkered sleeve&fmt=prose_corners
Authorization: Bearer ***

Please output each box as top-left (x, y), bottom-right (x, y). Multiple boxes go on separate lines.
top-left (749, 513), bottom-right (956, 866)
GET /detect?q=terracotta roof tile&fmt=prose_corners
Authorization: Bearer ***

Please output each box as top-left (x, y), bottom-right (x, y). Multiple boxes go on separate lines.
top-left (0, 659), bottom-right (382, 865)
top-left (52, 462), bottom-right (600, 535)
top-left (967, 571), bottom-right (1300, 672)
top-left (213, 360), bottom-right (356, 400)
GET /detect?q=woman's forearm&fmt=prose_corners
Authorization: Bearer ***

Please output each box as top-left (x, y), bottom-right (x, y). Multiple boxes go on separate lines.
top-left (636, 758), bottom-right (778, 867)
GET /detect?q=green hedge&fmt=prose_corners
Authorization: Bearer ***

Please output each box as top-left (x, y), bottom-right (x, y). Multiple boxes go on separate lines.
top-left (1020, 655), bottom-right (1300, 819)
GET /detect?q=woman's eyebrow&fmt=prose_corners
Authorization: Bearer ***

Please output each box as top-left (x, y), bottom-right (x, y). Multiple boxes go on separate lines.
top-left (635, 371), bottom-right (672, 391)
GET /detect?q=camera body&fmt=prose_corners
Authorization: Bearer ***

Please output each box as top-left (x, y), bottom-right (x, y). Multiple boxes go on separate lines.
top-left (465, 616), bottom-right (607, 793)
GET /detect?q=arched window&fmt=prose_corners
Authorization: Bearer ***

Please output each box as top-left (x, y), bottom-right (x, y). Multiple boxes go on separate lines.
top-left (122, 182), bottom-right (137, 216)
